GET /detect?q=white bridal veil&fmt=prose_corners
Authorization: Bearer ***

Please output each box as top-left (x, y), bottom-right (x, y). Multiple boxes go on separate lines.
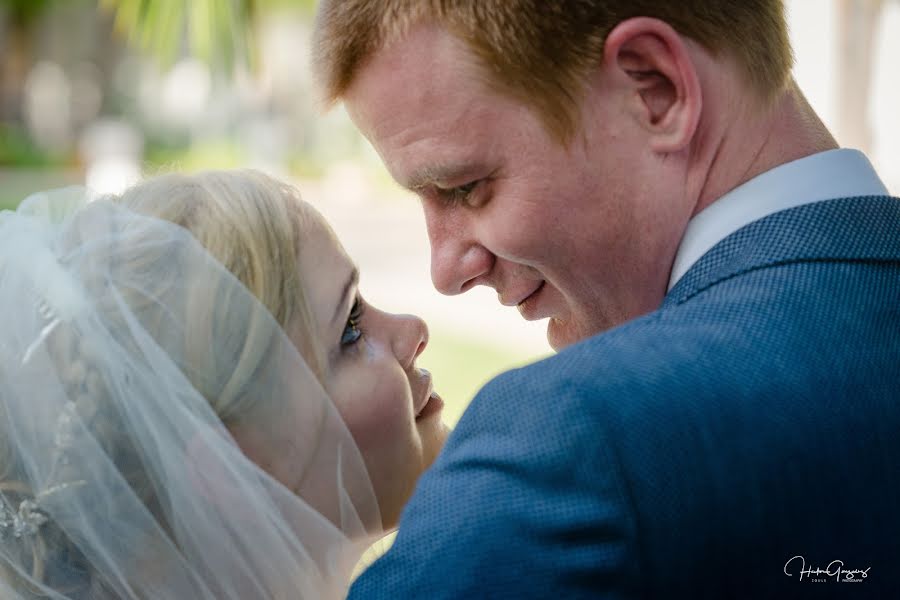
top-left (0, 190), bottom-right (381, 599)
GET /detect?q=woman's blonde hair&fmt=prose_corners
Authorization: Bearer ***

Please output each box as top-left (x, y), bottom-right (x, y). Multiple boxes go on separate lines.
top-left (313, 0), bottom-right (793, 143)
top-left (115, 170), bottom-right (326, 419)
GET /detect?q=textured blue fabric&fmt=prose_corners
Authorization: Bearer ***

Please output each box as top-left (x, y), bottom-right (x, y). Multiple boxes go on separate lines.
top-left (350, 196), bottom-right (900, 599)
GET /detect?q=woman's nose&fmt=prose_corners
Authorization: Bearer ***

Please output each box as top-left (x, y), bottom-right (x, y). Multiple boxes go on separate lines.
top-left (391, 313), bottom-right (429, 370)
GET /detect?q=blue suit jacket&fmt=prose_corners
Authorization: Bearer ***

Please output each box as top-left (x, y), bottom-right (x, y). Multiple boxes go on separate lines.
top-left (350, 196), bottom-right (900, 599)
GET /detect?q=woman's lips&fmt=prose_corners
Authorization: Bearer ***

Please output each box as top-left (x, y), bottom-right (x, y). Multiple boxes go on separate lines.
top-left (416, 390), bottom-right (444, 421)
top-left (413, 369), bottom-right (444, 420)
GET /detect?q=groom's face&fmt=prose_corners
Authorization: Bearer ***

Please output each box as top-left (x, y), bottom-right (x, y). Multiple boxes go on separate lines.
top-left (346, 24), bottom-right (682, 349)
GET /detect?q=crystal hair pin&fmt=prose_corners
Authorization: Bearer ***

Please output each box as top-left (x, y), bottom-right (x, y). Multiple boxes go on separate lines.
top-left (0, 398), bottom-right (89, 541)
top-left (53, 401), bottom-right (80, 464)
top-left (0, 497), bottom-right (48, 540)
top-left (0, 480), bottom-right (87, 541)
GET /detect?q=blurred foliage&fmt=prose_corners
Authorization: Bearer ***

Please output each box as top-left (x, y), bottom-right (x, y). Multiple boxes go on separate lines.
top-left (143, 141), bottom-right (329, 180)
top-left (145, 138), bottom-right (247, 171)
top-left (286, 155), bottom-right (328, 180)
top-left (0, 125), bottom-right (67, 168)
top-left (98, 0), bottom-right (317, 72)
top-left (0, 0), bottom-right (60, 25)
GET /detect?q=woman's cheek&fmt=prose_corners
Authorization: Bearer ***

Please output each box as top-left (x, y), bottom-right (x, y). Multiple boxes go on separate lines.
top-left (338, 371), bottom-right (412, 450)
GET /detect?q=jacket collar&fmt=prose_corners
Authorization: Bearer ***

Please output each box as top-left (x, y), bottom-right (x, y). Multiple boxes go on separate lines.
top-left (668, 150), bottom-right (889, 290)
top-left (664, 195), bottom-right (900, 307)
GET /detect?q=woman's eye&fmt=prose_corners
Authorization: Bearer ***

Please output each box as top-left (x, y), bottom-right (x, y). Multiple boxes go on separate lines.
top-left (341, 297), bottom-right (364, 347)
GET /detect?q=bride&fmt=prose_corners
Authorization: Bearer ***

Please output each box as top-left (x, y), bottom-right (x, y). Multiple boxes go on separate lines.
top-left (0, 170), bottom-right (449, 599)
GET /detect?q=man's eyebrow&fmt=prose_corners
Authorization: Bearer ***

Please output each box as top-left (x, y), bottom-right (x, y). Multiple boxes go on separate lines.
top-left (406, 164), bottom-right (478, 191)
top-left (331, 267), bottom-right (360, 328)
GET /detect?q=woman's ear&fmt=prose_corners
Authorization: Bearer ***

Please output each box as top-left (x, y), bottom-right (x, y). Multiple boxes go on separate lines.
top-left (603, 17), bottom-right (702, 154)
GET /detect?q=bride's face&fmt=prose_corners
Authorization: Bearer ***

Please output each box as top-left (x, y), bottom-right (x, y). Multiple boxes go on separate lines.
top-left (296, 211), bottom-right (449, 528)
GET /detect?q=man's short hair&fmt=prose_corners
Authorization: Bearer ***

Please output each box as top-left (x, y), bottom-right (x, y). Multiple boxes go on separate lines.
top-left (313, 0), bottom-right (793, 143)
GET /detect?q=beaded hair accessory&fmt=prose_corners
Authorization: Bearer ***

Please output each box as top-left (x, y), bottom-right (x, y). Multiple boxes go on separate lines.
top-left (0, 497), bottom-right (47, 540)
top-left (0, 403), bottom-right (89, 542)
top-left (0, 481), bottom-right (85, 541)
top-left (2, 289), bottom-right (89, 541)
top-left (0, 393), bottom-right (88, 544)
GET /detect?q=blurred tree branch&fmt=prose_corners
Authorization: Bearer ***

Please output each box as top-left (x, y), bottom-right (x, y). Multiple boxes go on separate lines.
top-left (97, 0), bottom-right (317, 72)
top-left (0, 0), bottom-right (61, 122)
top-left (3, 0), bottom-right (59, 25)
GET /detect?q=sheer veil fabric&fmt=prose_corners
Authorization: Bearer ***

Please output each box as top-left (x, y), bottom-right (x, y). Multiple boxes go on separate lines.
top-left (0, 189), bottom-right (381, 599)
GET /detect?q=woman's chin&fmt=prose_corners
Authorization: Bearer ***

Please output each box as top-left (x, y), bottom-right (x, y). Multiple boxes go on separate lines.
top-left (419, 418), bottom-right (450, 468)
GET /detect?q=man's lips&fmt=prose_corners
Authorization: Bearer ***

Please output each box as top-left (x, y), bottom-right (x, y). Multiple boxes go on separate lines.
top-left (516, 281), bottom-right (546, 319)
top-left (499, 281), bottom-right (545, 307)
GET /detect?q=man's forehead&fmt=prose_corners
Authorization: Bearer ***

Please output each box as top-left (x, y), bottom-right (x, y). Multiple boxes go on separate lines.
top-left (384, 117), bottom-right (499, 191)
top-left (345, 24), bottom-right (491, 132)
top-left (343, 23), bottom-right (537, 190)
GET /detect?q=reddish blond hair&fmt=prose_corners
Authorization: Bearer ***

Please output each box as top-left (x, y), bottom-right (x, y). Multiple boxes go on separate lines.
top-left (313, 0), bottom-right (793, 142)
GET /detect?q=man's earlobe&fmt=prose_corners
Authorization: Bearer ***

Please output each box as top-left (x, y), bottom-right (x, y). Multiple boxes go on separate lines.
top-left (605, 17), bottom-right (702, 154)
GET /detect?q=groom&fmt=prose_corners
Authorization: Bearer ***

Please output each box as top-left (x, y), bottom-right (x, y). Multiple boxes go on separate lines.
top-left (314, 1), bottom-right (900, 597)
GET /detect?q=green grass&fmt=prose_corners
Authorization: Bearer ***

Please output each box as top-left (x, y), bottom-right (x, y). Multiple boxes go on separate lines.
top-left (0, 125), bottom-right (68, 169)
top-left (419, 328), bottom-right (548, 427)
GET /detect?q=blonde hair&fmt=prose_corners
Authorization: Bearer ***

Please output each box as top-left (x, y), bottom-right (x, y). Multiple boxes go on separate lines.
top-left (116, 170), bottom-right (326, 419)
top-left (313, 0), bottom-right (793, 142)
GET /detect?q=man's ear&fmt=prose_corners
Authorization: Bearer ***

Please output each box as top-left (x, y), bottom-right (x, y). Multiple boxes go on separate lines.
top-left (602, 17), bottom-right (702, 154)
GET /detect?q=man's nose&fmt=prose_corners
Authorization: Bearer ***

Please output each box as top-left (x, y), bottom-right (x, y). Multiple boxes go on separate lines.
top-left (424, 207), bottom-right (493, 296)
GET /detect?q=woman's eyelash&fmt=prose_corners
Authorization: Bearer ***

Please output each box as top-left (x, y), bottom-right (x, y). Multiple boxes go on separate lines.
top-left (341, 296), bottom-right (364, 347)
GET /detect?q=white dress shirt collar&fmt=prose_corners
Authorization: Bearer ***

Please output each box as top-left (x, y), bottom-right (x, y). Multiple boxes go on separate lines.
top-left (668, 149), bottom-right (890, 290)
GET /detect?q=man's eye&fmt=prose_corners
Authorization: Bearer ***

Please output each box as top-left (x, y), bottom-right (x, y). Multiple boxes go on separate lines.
top-left (438, 180), bottom-right (479, 205)
top-left (341, 297), bottom-right (364, 347)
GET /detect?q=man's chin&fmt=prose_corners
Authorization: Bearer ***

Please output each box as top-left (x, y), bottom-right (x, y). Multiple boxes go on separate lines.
top-left (546, 318), bottom-right (578, 351)
top-left (546, 315), bottom-right (613, 350)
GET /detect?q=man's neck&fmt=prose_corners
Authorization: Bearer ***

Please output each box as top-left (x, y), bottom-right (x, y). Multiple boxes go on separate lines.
top-left (693, 80), bottom-right (839, 217)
